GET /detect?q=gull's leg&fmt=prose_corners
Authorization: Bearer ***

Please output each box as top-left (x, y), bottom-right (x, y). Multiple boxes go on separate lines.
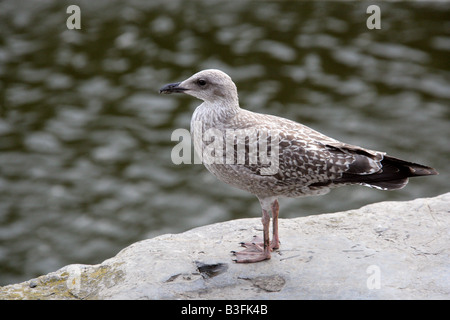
top-left (233, 207), bottom-right (271, 263)
top-left (271, 199), bottom-right (280, 250)
top-left (238, 198), bottom-right (280, 250)
top-left (261, 206), bottom-right (271, 256)
top-left (232, 197), bottom-right (277, 263)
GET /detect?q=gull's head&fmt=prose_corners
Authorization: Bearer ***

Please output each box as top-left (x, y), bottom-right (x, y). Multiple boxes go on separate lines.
top-left (159, 69), bottom-right (238, 104)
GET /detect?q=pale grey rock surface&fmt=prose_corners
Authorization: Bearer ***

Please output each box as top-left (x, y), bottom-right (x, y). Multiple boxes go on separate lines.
top-left (1, 193), bottom-right (449, 300)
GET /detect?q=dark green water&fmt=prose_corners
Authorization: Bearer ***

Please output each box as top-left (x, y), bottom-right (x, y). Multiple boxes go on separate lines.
top-left (0, 0), bottom-right (449, 285)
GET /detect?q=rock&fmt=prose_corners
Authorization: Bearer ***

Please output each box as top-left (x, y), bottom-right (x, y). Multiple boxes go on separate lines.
top-left (1, 193), bottom-right (449, 300)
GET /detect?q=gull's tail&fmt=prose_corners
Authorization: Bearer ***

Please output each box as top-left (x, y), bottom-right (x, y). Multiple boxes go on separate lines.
top-left (337, 155), bottom-right (438, 190)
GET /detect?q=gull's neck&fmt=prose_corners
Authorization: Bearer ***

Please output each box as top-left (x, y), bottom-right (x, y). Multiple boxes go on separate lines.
top-left (191, 98), bottom-right (240, 129)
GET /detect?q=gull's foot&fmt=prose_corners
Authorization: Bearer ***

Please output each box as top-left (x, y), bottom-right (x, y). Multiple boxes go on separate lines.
top-left (232, 235), bottom-right (279, 263)
top-left (232, 243), bottom-right (271, 263)
top-left (239, 235), bottom-right (280, 251)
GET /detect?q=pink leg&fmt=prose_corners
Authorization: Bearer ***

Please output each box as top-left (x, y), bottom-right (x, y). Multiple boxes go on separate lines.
top-left (271, 199), bottom-right (280, 250)
top-left (240, 199), bottom-right (280, 250)
top-left (232, 197), bottom-right (279, 263)
top-left (233, 208), bottom-right (271, 263)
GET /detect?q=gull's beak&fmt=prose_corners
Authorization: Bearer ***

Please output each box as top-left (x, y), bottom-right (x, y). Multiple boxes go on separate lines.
top-left (159, 82), bottom-right (188, 94)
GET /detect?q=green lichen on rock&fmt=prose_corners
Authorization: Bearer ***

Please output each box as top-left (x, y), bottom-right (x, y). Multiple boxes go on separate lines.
top-left (0, 262), bottom-right (124, 300)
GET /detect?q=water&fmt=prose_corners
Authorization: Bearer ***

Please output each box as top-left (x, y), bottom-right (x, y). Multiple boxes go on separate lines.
top-left (0, 0), bottom-right (449, 286)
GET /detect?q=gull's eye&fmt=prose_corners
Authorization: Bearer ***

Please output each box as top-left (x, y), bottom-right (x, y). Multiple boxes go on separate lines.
top-left (197, 79), bottom-right (207, 87)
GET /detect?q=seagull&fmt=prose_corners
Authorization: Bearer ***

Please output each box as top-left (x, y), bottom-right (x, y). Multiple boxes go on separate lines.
top-left (160, 69), bottom-right (438, 263)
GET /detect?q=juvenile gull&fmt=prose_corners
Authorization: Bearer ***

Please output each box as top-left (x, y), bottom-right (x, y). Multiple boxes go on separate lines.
top-left (160, 69), bottom-right (438, 263)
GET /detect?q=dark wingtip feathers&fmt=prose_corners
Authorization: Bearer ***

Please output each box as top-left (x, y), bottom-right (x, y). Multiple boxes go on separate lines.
top-left (326, 155), bottom-right (438, 191)
top-left (384, 156), bottom-right (438, 177)
top-left (407, 165), bottom-right (439, 176)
